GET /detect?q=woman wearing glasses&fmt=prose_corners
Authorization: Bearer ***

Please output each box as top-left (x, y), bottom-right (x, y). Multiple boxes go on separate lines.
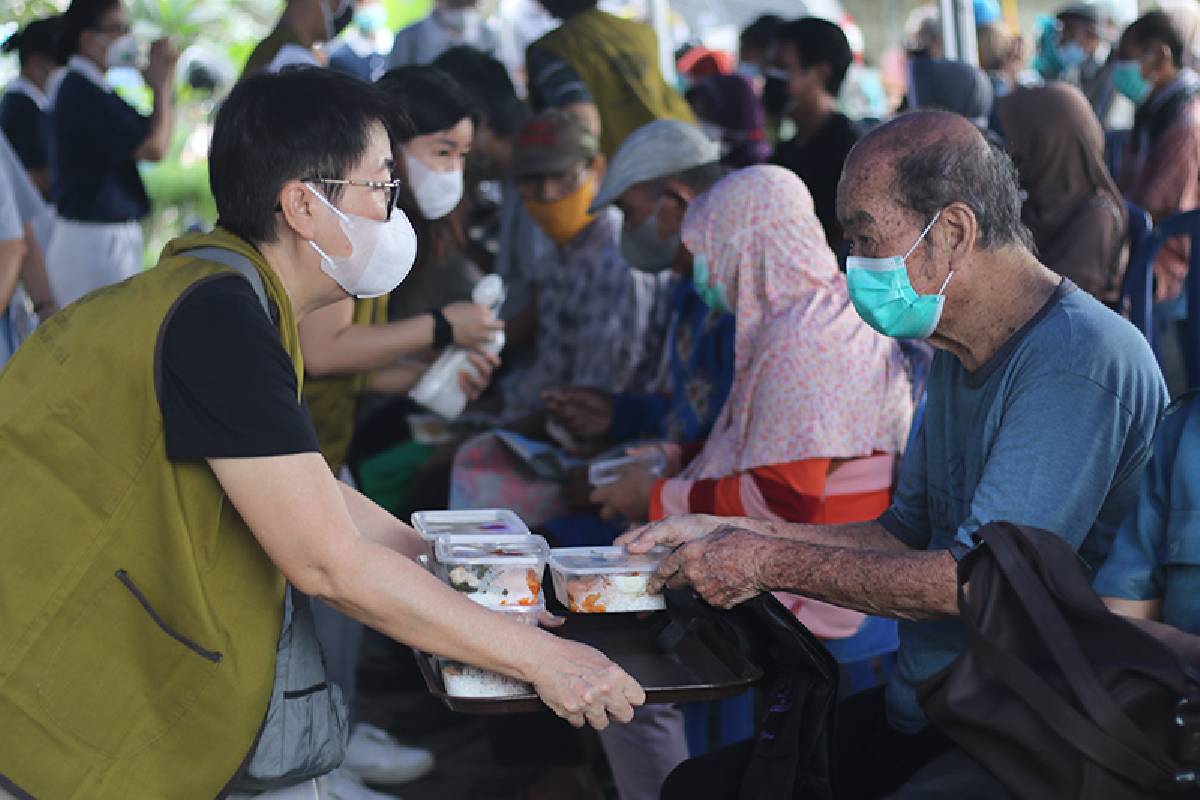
top-left (44, 0), bottom-right (177, 307)
top-left (298, 66), bottom-right (501, 478)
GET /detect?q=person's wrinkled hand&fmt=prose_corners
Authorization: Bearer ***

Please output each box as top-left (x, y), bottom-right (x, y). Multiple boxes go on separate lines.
top-left (529, 638), bottom-right (645, 730)
top-left (615, 512), bottom-right (729, 554)
top-left (590, 462), bottom-right (657, 523)
top-left (143, 38), bottom-right (179, 90)
top-left (648, 525), bottom-right (774, 609)
top-left (542, 386), bottom-right (614, 440)
top-left (456, 346), bottom-right (500, 400)
top-left (442, 301), bottom-right (504, 348)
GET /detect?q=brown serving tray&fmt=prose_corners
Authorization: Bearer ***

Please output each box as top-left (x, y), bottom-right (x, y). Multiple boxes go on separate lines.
top-left (416, 610), bottom-right (763, 714)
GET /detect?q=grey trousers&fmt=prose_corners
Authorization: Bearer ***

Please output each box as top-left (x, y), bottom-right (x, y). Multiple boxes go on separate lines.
top-left (598, 703), bottom-right (690, 800)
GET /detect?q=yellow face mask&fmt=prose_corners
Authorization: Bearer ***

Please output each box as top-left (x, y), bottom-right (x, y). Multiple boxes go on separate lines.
top-left (524, 178), bottom-right (597, 246)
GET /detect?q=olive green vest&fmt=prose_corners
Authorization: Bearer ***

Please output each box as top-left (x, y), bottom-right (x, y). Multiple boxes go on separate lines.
top-left (0, 228), bottom-right (301, 798)
top-left (531, 9), bottom-right (696, 157)
top-left (304, 295), bottom-right (389, 472)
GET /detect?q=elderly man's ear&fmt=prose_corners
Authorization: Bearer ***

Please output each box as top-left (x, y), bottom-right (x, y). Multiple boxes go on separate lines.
top-left (939, 202), bottom-right (980, 263)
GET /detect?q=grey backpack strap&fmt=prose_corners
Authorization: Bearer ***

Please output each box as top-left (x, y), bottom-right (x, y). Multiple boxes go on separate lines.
top-left (185, 246), bottom-right (271, 318)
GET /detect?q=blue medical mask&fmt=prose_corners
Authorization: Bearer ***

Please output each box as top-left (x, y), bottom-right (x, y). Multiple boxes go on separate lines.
top-left (355, 5), bottom-right (387, 34)
top-left (845, 210), bottom-right (953, 339)
top-left (1056, 41), bottom-right (1088, 69)
top-left (1113, 60), bottom-right (1151, 105)
top-left (692, 254), bottom-right (731, 314)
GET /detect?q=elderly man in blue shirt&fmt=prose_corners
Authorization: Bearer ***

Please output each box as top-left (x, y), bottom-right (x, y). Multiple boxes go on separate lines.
top-left (620, 110), bottom-right (1169, 800)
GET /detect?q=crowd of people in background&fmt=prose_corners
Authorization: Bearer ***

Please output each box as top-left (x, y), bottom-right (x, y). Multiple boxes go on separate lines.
top-left (3, 0), bottom-right (1200, 798)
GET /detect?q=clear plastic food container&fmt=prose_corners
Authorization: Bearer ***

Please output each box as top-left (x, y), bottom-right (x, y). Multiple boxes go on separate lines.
top-left (433, 533), bottom-right (549, 607)
top-left (439, 602), bottom-right (542, 698)
top-left (548, 546), bottom-right (669, 613)
top-left (411, 509), bottom-right (532, 542)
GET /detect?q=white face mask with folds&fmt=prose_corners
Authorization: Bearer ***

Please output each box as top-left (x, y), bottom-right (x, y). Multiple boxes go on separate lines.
top-left (404, 150), bottom-right (464, 220)
top-left (306, 184), bottom-right (418, 298)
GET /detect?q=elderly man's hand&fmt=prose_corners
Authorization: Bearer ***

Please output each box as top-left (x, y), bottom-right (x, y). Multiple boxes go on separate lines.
top-left (648, 525), bottom-right (775, 608)
top-left (615, 513), bottom-right (730, 553)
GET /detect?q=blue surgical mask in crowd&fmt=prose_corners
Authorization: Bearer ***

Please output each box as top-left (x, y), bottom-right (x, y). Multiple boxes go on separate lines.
top-left (692, 254), bottom-right (731, 314)
top-left (845, 210), bottom-right (952, 339)
top-left (1056, 41), bottom-right (1088, 69)
top-left (1113, 60), bottom-right (1151, 105)
top-left (355, 5), bottom-right (387, 34)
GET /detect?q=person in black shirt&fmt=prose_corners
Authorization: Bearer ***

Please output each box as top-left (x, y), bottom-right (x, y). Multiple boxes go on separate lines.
top-left (0, 16), bottom-right (63, 199)
top-left (768, 17), bottom-right (860, 261)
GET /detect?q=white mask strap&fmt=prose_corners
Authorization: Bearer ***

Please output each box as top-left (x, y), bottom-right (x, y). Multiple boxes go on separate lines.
top-left (903, 208), bottom-right (943, 262)
top-left (304, 183), bottom-right (350, 226)
top-left (936, 269), bottom-right (955, 296)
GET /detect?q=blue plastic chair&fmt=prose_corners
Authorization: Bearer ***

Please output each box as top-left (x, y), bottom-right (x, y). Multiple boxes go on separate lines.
top-left (1137, 209), bottom-right (1200, 388)
top-left (1121, 201), bottom-right (1155, 349)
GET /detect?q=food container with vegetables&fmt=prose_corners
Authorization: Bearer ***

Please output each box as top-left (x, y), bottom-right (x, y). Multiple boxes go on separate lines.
top-left (433, 533), bottom-right (549, 607)
top-left (548, 546), bottom-right (669, 613)
top-left (411, 509), bottom-right (531, 542)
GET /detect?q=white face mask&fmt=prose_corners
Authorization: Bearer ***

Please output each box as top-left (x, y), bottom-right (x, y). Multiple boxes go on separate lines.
top-left (306, 185), bottom-right (418, 298)
top-left (104, 33), bottom-right (140, 70)
top-left (404, 150), bottom-right (464, 220)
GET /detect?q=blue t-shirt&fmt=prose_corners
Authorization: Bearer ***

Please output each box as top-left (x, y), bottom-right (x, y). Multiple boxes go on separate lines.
top-left (0, 89), bottom-right (50, 172)
top-left (1094, 391), bottom-right (1200, 634)
top-left (878, 279), bottom-right (1168, 732)
top-left (608, 278), bottom-right (735, 445)
top-left (50, 70), bottom-right (150, 223)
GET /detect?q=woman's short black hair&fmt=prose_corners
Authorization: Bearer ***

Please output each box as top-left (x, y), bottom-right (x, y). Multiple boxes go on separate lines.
top-left (774, 17), bottom-right (854, 97)
top-left (375, 65), bottom-right (480, 143)
top-left (432, 46), bottom-right (527, 139)
top-left (58, 0), bottom-right (119, 62)
top-left (1122, 11), bottom-right (1186, 69)
top-left (3, 16), bottom-right (65, 67)
top-left (209, 68), bottom-right (399, 245)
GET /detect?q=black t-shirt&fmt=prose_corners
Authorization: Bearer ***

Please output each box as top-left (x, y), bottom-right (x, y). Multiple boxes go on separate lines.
top-left (770, 112), bottom-right (862, 257)
top-left (157, 275), bottom-right (319, 460)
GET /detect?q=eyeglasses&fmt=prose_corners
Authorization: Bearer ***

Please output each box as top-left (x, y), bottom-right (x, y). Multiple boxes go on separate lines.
top-left (306, 177), bottom-right (405, 220)
top-left (92, 22), bottom-right (133, 36)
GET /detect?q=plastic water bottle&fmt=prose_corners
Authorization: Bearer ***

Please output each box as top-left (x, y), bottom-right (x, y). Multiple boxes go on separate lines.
top-left (409, 275), bottom-right (506, 420)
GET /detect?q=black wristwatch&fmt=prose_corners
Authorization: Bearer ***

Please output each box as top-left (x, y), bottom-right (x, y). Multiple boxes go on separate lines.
top-left (430, 307), bottom-right (454, 348)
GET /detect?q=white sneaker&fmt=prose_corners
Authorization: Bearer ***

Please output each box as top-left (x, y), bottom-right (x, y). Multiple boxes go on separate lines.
top-left (341, 723), bottom-right (435, 786)
top-left (316, 767), bottom-right (398, 800)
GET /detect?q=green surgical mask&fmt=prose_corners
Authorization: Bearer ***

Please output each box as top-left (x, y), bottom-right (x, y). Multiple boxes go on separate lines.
top-left (692, 254), bottom-right (731, 314)
top-left (1113, 60), bottom-right (1151, 105)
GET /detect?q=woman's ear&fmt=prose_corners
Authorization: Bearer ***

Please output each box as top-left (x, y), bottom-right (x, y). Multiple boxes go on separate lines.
top-left (278, 180), bottom-right (318, 241)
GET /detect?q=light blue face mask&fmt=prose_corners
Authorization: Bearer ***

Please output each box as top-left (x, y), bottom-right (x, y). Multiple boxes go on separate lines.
top-left (845, 210), bottom-right (953, 339)
top-left (1056, 41), bottom-right (1088, 69)
top-left (355, 5), bottom-right (387, 34)
top-left (692, 254), bottom-right (731, 314)
top-left (1113, 60), bottom-right (1151, 105)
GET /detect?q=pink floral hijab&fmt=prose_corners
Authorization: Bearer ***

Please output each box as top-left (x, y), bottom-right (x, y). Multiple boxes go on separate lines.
top-left (680, 165), bottom-right (913, 478)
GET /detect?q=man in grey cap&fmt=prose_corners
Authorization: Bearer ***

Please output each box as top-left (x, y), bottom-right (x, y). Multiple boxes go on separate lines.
top-left (1048, 2), bottom-right (1127, 127)
top-left (589, 118), bottom-right (725, 274)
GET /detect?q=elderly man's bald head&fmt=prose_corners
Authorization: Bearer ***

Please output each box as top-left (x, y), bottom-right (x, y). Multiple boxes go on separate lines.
top-left (838, 111), bottom-right (1032, 252)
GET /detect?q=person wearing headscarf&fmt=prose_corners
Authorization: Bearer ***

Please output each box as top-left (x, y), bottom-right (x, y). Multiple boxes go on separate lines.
top-left (996, 82), bottom-right (1127, 306)
top-left (685, 73), bottom-right (771, 168)
top-left (908, 56), bottom-right (994, 127)
top-left (593, 165), bottom-right (914, 637)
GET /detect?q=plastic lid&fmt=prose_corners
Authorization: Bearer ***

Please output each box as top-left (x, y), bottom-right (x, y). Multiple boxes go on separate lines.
top-left (435, 533), bottom-right (549, 566)
top-left (548, 546), bottom-right (669, 576)
top-left (412, 509), bottom-right (531, 541)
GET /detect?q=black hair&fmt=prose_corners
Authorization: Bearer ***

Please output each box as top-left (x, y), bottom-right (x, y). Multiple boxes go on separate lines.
top-left (209, 68), bottom-right (399, 245)
top-left (1122, 11), bottom-right (1185, 69)
top-left (891, 131), bottom-right (1034, 251)
top-left (57, 0), bottom-right (119, 63)
top-left (774, 17), bottom-right (853, 97)
top-left (538, 0), bottom-right (599, 20)
top-left (739, 14), bottom-right (784, 54)
top-left (375, 65), bottom-right (480, 142)
top-left (432, 46), bottom-right (528, 139)
top-left (3, 16), bottom-right (64, 67)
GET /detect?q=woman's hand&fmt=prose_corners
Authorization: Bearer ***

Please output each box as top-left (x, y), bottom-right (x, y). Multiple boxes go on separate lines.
top-left (526, 637), bottom-right (644, 730)
top-left (442, 301), bottom-right (504, 348)
top-left (456, 347), bottom-right (500, 400)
